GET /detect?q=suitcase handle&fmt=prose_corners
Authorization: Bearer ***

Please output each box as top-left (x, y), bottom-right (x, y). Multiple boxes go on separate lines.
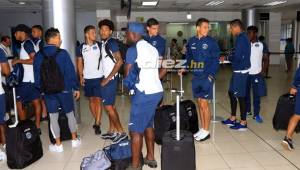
top-left (9, 87), bottom-right (19, 128)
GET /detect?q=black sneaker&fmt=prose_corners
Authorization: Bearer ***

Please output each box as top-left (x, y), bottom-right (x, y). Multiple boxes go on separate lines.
top-left (112, 133), bottom-right (128, 144)
top-left (94, 125), bottom-right (101, 135)
top-left (37, 128), bottom-right (42, 135)
top-left (101, 132), bottom-right (117, 140)
top-left (281, 136), bottom-right (294, 151)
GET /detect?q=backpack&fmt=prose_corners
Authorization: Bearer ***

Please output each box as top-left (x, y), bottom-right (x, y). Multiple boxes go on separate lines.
top-left (40, 49), bottom-right (65, 94)
top-left (6, 64), bottom-right (24, 87)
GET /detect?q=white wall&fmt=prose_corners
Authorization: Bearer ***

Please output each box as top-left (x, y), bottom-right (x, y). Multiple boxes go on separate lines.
top-left (0, 11), bottom-right (97, 43)
top-left (269, 12), bottom-right (282, 65)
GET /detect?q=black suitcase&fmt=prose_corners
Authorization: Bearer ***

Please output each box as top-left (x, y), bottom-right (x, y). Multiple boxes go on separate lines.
top-left (48, 108), bottom-right (72, 144)
top-left (6, 87), bottom-right (43, 169)
top-left (273, 93), bottom-right (300, 132)
top-left (179, 100), bottom-right (199, 134)
top-left (161, 77), bottom-right (196, 170)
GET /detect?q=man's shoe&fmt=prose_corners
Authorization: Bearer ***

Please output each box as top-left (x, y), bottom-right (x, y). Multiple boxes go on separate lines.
top-left (221, 118), bottom-right (236, 126)
top-left (144, 158), bottom-right (157, 168)
top-left (125, 165), bottom-right (142, 170)
top-left (230, 123), bottom-right (247, 131)
top-left (253, 115), bottom-right (263, 123)
top-left (72, 138), bottom-right (81, 148)
top-left (49, 144), bottom-right (64, 153)
top-left (94, 125), bottom-right (101, 135)
top-left (193, 129), bottom-right (203, 138)
top-left (195, 130), bottom-right (210, 142)
top-left (37, 128), bottom-right (42, 135)
top-left (112, 133), bottom-right (128, 144)
top-left (101, 132), bottom-right (117, 140)
top-left (281, 136), bottom-right (294, 151)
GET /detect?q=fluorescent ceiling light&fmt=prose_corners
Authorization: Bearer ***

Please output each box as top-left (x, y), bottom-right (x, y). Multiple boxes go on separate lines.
top-left (142, 1), bottom-right (158, 6)
top-left (18, 1), bottom-right (26, 5)
top-left (264, 1), bottom-right (287, 6)
top-left (206, 1), bottom-right (224, 6)
top-left (187, 13), bottom-right (192, 20)
top-left (168, 23), bottom-right (189, 25)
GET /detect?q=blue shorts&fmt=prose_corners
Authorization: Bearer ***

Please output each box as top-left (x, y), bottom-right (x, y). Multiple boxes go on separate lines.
top-left (101, 78), bottom-right (118, 106)
top-left (229, 72), bottom-right (249, 97)
top-left (16, 82), bottom-right (40, 103)
top-left (0, 94), bottom-right (5, 124)
top-left (44, 91), bottom-right (74, 114)
top-left (129, 90), bottom-right (163, 133)
top-left (192, 77), bottom-right (213, 100)
top-left (84, 78), bottom-right (102, 98)
top-left (295, 93), bottom-right (300, 115)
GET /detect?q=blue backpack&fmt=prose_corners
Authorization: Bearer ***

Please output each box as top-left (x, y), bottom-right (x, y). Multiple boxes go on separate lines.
top-left (6, 64), bottom-right (24, 87)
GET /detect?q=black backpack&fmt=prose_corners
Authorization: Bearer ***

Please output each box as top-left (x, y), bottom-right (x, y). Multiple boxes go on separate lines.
top-left (40, 49), bottom-right (65, 94)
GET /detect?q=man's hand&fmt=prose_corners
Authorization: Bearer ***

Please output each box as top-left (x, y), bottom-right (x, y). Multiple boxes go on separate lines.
top-left (12, 59), bottom-right (19, 66)
top-left (73, 91), bottom-right (80, 100)
top-left (290, 88), bottom-right (297, 95)
top-left (80, 78), bottom-right (85, 86)
top-left (219, 56), bottom-right (225, 63)
top-left (178, 69), bottom-right (186, 76)
top-left (101, 78), bottom-right (110, 87)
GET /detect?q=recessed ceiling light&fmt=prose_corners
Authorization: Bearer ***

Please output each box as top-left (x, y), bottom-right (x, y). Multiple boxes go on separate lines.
top-left (142, 1), bottom-right (158, 6)
top-left (18, 1), bottom-right (26, 5)
top-left (206, 1), bottom-right (224, 6)
top-left (187, 13), bottom-right (192, 20)
top-left (264, 1), bottom-right (287, 6)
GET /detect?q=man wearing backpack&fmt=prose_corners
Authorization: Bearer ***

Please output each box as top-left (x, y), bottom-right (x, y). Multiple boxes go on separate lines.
top-left (12, 24), bottom-right (42, 134)
top-left (98, 19), bottom-right (127, 144)
top-left (0, 46), bottom-right (10, 160)
top-left (77, 25), bottom-right (102, 135)
top-left (33, 28), bottom-right (81, 153)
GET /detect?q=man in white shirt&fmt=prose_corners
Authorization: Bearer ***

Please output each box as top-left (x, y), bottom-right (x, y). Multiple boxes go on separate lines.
top-left (77, 25), bottom-right (103, 135)
top-left (124, 22), bottom-right (163, 170)
top-left (0, 36), bottom-right (12, 58)
top-left (98, 19), bottom-right (127, 144)
top-left (245, 26), bottom-right (267, 123)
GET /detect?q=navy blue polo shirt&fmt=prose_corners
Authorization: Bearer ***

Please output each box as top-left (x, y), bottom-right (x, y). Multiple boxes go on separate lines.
top-left (144, 34), bottom-right (166, 58)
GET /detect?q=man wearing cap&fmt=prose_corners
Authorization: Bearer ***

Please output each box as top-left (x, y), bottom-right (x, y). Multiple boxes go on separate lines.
top-left (12, 24), bottom-right (42, 134)
top-left (124, 22), bottom-right (163, 170)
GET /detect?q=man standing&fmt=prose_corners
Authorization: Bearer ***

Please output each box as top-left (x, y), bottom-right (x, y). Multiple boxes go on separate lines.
top-left (124, 22), bottom-right (163, 170)
top-left (12, 24), bottom-right (42, 134)
top-left (179, 18), bottom-right (220, 141)
top-left (246, 26), bottom-right (267, 123)
top-left (0, 36), bottom-right (13, 58)
top-left (258, 35), bottom-right (271, 79)
top-left (33, 28), bottom-right (81, 153)
top-left (77, 25), bottom-right (102, 135)
top-left (98, 19), bottom-right (127, 144)
top-left (222, 19), bottom-right (251, 131)
top-left (284, 38), bottom-right (295, 73)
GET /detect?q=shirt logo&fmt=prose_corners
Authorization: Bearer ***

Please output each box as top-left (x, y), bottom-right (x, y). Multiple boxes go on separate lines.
top-left (93, 46), bottom-right (98, 50)
top-left (191, 46), bottom-right (196, 50)
top-left (202, 44), bottom-right (208, 50)
top-left (152, 41), bottom-right (157, 46)
top-left (255, 43), bottom-right (259, 47)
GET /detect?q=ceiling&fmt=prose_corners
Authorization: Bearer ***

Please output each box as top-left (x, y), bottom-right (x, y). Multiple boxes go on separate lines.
top-left (0, 0), bottom-right (299, 12)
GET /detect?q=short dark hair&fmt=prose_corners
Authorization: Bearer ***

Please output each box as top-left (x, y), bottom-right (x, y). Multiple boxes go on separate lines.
top-left (1, 36), bottom-right (10, 42)
top-left (230, 19), bottom-right (244, 30)
top-left (146, 18), bottom-right (159, 27)
top-left (247, 26), bottom-right (258, 33)
top-left (172, 38), bottom-right (177, 43)
top-left (196, 18), bottom-right (209, 27)
top-left (98, 19), bottom-right (114, 31)
top-left (45, 27), bottom-right (60, 43)
top-left (15, 24), bottom-right (30, 34)
top-left (84, 25), bottom-right (96, 34)
top-left (258, 35), bottom-right (265, 41)
top-left (32, 25), bottom-right (43, 32)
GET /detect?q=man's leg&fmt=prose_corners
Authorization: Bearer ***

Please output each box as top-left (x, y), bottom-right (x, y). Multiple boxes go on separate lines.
top-left (94, 98), bottom-right (102, 126)
top-left (0, 124), bottom-right (5, 145)
top-left (286, 115), bottom-right (300, 139)
top-left (105, 105), bottom-right (124, 132)
top-left (245, 76), bottom-right (252, 115)
top-left (199, 99), bottom-right (211, 131)
top-left (238, 97), bottom-right (247, 125)
top-left (197, 98), bottom-right (205, 130)
top-left (32, 99), bottom-right (41, 129)
top-left (144, 128), bottom-right (155, 161)
top-left (49, 113), bottom-right (61, 146)
top-left (17, 101), bottom-right (26, 120)
top-left (130, 132), bottom-right (143, 168)
top-left (88, 97), bottom-right (97, 119)
top-left (228, 91), bottom-right (237, 120)
top-left (41, 99), bottom-right (48, 119)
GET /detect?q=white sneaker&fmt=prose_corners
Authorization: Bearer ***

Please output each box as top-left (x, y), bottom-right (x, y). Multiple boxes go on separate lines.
top-left (195, 130), bottom-right (210, 141)
top-left (193, 129), bottom-right (203, 138)
top-left (49, 144), bottom-right (64, 153)
top-left (72, 138), bottom-right (81, 148)
top-left (0, 151), bottom-right (6, 161)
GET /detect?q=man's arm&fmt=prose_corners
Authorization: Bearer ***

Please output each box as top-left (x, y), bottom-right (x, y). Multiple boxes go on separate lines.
top-left (207, 40), bottom-right (221, 80)
top-left (76, 57), bottom-right (84, 86)
top-left (1, 62), bottom-right (10, 76)
top-left (12, 41), bottom-right (36, 65)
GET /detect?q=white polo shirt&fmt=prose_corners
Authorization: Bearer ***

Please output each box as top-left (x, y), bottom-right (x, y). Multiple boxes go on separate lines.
top-left (249, 41), bottom-right (264, 75)
top-left (100, 38), bottom-right (118, 79)
top-left (79, 42), bottom-right (103, 79)
top-left (135, 40), bottom-right (163, 94)
top-left (20, 41), bottom-right (34, 83)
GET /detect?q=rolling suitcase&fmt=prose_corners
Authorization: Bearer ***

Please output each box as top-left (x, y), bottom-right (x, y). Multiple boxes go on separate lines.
top-left (273, 93), bottom-right (300, 132)
top-left (48, 108), bottom-right (72, 144)
top-left (161, 75), bottom-right (196, 170)
top-left (6, 87), bottom-right (43, 169)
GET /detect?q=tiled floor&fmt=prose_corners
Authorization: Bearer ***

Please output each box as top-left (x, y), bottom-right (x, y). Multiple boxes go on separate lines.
top-left (1, 63), bottom-right (300, 170)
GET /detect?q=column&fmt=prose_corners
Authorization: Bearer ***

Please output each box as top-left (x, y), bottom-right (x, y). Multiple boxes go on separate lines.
top-left (242, 8), bottom-right (256, 27)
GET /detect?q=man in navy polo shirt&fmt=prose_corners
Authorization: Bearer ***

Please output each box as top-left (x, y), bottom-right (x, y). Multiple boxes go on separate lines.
top-left (0, 47), bottom-right (10, 159)
top-left (222, 19), bottom-right (251, 131)
top-left (12, 24), bottom-right (42, 134)
top-left (124, 22), bottom-right (163, 170)
top-left (98, 19), bottom-right (127, 144)
top-left (77, 25), bottom-right (102, 135)
top-left (33, 28), bottom-right (81, 153)
top-left (178, 18), bottom-right (220, 142)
